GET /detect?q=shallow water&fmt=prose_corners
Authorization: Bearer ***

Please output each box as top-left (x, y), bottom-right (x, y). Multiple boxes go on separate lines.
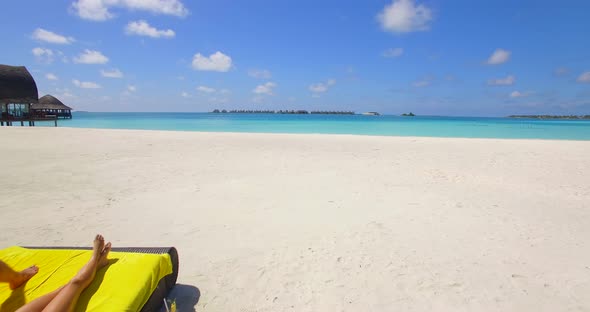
top-left (31, 112), bottom-right (590, 140)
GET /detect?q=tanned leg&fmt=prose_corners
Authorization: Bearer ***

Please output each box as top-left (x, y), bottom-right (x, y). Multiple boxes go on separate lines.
top-left (41, 235), bottom-right (111, 312)
top-left (16, 235), bottom-right (111, 312)
top-left (0, 260), bottom-right (39, 290)
top-left (15, 287), bottom-right (64, 312)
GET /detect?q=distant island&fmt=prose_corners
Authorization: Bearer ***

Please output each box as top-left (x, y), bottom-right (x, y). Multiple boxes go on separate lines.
top-left (509, 115), bottom-right (590, 120)
top-left (401, 112), bottom-right (415, 117)
top-left (211, 109), bottom-right (355, 115)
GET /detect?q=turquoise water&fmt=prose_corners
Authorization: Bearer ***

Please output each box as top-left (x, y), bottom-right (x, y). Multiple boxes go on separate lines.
top-left (31, 112), bottom-right (590, 140)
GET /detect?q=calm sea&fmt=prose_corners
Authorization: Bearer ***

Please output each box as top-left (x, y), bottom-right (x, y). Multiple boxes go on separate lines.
top-left (30, 112), bottom-right (590, 140)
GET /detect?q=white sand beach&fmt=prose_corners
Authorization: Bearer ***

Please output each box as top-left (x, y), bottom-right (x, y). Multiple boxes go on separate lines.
top-left (1, 127), bottom-right (589, 311)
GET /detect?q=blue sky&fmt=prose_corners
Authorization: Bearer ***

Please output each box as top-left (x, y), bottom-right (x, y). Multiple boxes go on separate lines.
top-left (1, 0), bottom-right (589, 116)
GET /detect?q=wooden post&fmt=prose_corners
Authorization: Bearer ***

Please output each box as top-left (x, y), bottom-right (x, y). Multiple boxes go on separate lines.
top-left (20, 121), bottom-right (24, 126)
top-left (54, 118), bottom-right (57, 127)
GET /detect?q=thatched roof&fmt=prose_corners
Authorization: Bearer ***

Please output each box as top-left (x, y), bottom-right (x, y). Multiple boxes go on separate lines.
top-left (32, 94), bottom-right (72, 110)
top-left (0, 64), bottom-right (38, 104)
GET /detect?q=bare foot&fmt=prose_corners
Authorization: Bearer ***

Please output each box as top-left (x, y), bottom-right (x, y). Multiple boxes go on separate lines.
top-left (98, 242), bottom-right (112, 269)
top-left (93, 234), bottom-right (105, 261)
top-left (9, 265), bottom-right (39, 290)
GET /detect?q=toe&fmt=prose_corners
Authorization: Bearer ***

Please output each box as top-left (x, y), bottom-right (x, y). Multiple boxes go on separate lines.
top-left (103, 242), bottom-right (112, 254)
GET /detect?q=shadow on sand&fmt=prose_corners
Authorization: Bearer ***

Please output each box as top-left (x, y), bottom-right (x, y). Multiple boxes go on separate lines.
top-left (164, 284), bottom-right (201, 312)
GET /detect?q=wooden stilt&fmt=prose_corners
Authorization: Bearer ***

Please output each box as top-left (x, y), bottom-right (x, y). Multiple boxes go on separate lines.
top-left (0, 117), bottom-right (60, 126)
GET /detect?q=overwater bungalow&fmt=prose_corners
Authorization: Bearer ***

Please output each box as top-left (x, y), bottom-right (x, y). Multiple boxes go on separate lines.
top-left (309, 111), bottom-right (355, 115)
top-left (0, 64), bottom-right (57, 126)
top-left (32, 95), bottom-right (73, 119)
top-left (212, 109), bottom-right (356, 115)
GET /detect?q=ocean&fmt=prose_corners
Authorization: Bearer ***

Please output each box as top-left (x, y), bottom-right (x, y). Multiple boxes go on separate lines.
top-left (30, 112), bottom-right (590, 140)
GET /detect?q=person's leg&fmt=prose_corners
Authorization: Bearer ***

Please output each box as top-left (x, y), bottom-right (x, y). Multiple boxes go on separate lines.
top-left (15, 235), bottom-right (111, 312)
top-left (14, 287), bottom-right (64, 312)
top-left (0, 260), bottom-right (39, 290)
top-left (41, 235), bottom-right (111, 312)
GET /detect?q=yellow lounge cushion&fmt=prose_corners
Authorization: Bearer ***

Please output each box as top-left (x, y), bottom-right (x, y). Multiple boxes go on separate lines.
top-left (0, 246), bottom-right (173, 312)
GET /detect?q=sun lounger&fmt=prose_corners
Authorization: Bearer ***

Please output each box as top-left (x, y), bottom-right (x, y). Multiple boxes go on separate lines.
top-left (0, 246), bottom-right (178, 312)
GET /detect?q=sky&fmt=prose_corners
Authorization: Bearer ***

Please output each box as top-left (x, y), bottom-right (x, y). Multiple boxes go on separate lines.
top-left (1, 0), bottom-right (590, 116)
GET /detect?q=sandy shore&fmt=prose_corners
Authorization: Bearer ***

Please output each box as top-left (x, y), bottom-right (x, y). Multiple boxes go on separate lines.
top-left (1, 127), bottom-right (589, 311)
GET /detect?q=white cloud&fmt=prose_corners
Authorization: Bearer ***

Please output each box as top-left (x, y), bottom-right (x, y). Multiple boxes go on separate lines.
top-left (60, 91), bottom-right (76, 98)
top-left (71, 0), bottom-right (189, 21)
top-left (125, 20), bottom-right (175, 38)
top-left (71, 0), bottom-right (112, 21)
top-left (194, 86), bottom-right (229, 96)
top-left (553, 67), bottom-right (569, 77)
top-left (74, 49), bottom-right (109, 64)
top-left (510, 91), bottom-right (532, 98)
top-left (488, 75), bottom-right (515, 86)
top-left (45, 73), bottom-right (59, 80)
top-left (55, 88), bottom-right (77, 99)
top-left (377, 0), bottom-right (432, 33)
top-left (309, 79), bottom-right (336, 93)
top-left (180, 91), bottom-right (191, 98)
top-left (192, 51), bottom-right (232, 72)
top-left (208, 97), bottom-right (229, 104)
top-left (127, 85), bottom-right (137, 92)
top-left (413, 77), bottom-right (432, 87)
top-left (383, 47), bottom-right (404, 58)
top-left (100, 68), bottom-right (124, 78)
top-left (56, 51), bottom-right (69, 63)
top-left (577, 71), bottom-right (590, 83)
top-left (253, 82), bottom-right (277, 95)
top-left (32, 28), bottom-right (75, 44)
top-left (248, 69), bottom-right (272, 79)
top-left (197, 85), bottom-right (216, 93)
top-left (72, 79), bottom-right (102, 89)
top-left (33, 47), bottom-right (52, 56)
top-left (32, 47), bottom-right (54, 63)
top-left (486, 49), bottom-right (511, 65)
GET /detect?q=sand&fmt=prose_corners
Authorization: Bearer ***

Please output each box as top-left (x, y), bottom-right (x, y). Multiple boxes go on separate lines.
top-left (1, 127), bottom-right (589, 311)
